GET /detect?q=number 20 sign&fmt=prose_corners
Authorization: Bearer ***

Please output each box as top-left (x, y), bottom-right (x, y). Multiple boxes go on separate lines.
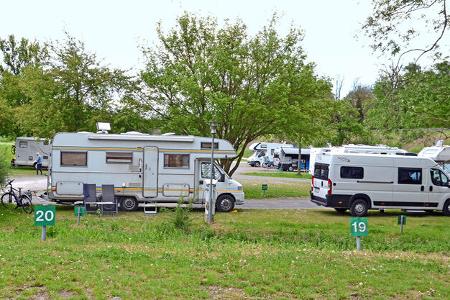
top-left (350, 217), bottom-right (368, 237)
top-left (34, 205), bottom-right (56, 226)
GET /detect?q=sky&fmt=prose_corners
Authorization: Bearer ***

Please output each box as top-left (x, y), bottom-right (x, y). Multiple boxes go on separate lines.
top-left (0, 0), bottom-right (430, 96)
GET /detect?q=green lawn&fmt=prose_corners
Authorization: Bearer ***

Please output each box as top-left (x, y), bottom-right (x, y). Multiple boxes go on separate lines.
top-left (0, 207), bottom-right (448, 299)
top-left (243, 171), bottom-right (312, 179)
top-left (243, 181), bottom-right (310, 199)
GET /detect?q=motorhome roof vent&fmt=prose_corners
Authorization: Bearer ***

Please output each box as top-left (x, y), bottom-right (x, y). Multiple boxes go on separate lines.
top-left (436, 139), bottom-right (444, 147)
top-left (77, 131), bottom-right (92, 134)
top-left (96, 122), bottom-right (111, 134)
top-left (122, 131), bottom-right (144, 135)
top-left (162, 132), bottom-right (176, 136)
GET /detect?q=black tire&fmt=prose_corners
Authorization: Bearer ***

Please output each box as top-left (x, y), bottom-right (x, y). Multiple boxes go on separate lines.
top-left (216, 194), bottom-right (235, 212)
top-left (334, 208), bottom-right (347, 214)
top-left (254, 162), bottom-right (261, 167)
top-left (121, 197), bottom-right (138, 211)
top-left (1, 193), bottom-right (16, 207)
top-left (443, 199), bottom-right (450, 216)
top-left (20, 195), bottom-right (33, 214)
top-left (350, 199), bottom-right (369, 217)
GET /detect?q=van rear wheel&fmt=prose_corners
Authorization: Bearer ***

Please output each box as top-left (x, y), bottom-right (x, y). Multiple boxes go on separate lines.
top-left (350, 199), bottom-right (369, 217)
top-left (443, 199), bottom-right (450, 216)
top-left (254, 162), bottom-right (261, 167)
top-left (121, 197), bottom-right (138, 211)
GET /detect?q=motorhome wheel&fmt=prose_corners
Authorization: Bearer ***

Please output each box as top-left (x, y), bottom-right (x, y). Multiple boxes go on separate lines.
top-left (443, 199), bottom-right (450, 216)
top-left (216, 195), bottom-right (235, 212)
top-left (121, 197), bottom-right (138, 211)
top-left (350, 199), bottom-right (368, 217)
top-left (254, 162), bottom-right (261, 167)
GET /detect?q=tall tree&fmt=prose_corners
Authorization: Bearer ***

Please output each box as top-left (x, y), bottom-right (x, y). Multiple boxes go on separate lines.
top-left (344, 82), bottom-right (374, 122)
top-left (140, 14), bottom-right (332, 175)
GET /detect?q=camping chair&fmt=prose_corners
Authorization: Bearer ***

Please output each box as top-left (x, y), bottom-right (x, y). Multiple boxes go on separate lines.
top-left (83, 184), bottom-right (98, 213)
top-left (100, 184), bottom-right (118, 215)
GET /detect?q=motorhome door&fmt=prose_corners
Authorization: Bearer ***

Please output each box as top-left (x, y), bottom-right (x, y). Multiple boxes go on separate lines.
top-left (143, 146), bottom-right (158, 197)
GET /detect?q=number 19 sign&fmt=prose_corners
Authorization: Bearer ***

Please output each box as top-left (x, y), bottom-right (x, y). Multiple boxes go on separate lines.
top-left (34, 205), bottom-right (56, 241)
top-left (350, 217), bottom-right (368, 251)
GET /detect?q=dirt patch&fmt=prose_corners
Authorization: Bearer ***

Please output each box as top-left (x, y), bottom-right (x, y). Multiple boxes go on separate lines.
top-left (208, 285), bottom-right (249, 299)
top-left (59, 290), bottom-right (77, 298)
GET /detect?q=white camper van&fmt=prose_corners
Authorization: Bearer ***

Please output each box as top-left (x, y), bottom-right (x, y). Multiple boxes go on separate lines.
top-left (12, 137), bottom-right (51, 168)
top-left (247, 142), bottom-right (293, 167)
top-left (311, 152), bottom-right (450, 216)
top-left (49, 132), bottom-right (244, 212)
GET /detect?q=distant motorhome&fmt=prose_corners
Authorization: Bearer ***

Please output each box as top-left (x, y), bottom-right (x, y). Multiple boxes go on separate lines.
top-left (418, 140), bottom-right (450, 173)
top-left (12, 137), bottom-right (51, 168)
top-left (49, 131), bottom-right (244, 212)
top-left (274, 147), bottom-right (310, 172)
top-left (311, 152), bottom-right (450, 216)
top-left (247, 142), bottom-right (293, 167)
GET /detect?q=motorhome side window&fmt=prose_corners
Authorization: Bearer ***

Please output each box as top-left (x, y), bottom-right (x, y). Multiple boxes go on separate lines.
top-left (340, 166), bottom-right (364, 179)
top-left (430, 169), bottom-right (449, 186)
top-left (314, 163), bottom-right (329, 180)
top-left (61, 152), bottom-right (87, 167)
top-left (106, 152), bottom-right (133, 164)
top-left (19, 141), bottom-right (28, 148)
top-left (164, 154), bottom-right (189, 168)
top-left (398, 168), bottom-right (422, 184)
top-left (201, 142), bottom-right (218, 150)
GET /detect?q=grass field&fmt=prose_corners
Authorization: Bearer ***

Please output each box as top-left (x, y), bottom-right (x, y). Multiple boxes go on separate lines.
top-left (0, 207), bottom-right (448, 299)
top-left (243, 171), bottom-right (312, 179)
top-left (242, 181), bottom-right (310, 199)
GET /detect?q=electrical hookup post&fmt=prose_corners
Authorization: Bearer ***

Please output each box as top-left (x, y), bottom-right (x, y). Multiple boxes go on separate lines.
top-left (350, 217), bottom-right (368, 251)
top-left (204, 179), bottom-right (217, 224)
top-left (34, 205), bottom-right (56, 241)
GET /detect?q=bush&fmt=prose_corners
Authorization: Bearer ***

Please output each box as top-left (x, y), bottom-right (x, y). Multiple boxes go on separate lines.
top-left (173, 198), bottom-right (192, 232)
top-left (0, 146), bottom-right (9, 186)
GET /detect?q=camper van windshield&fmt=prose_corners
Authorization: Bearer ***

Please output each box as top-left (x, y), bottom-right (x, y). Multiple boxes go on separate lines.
top-left (201, 162), bottom-right (224, 181)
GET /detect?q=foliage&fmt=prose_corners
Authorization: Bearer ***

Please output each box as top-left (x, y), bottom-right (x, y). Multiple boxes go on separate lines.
top-left (363, 0), bottom-right (449, 62)
top-left (367, 61), bottom-right (450, 130)
top-left (173, 198), bottom-right (192, 232)
top-left (140, 13), bottom-right (332, 175)
top-left (0, 146), bottom-right (9, 185)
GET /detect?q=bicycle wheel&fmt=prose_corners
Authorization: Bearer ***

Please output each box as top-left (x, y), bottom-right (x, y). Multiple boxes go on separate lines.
top-left (20, 195), bottom-right (33, 214)
top-left (1, 192), bottom-right (16, 207)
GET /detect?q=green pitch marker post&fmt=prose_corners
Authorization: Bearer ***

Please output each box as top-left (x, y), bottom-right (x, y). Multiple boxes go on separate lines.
top-left (34, 205), bottom-right (56, 241)
top-left (261, 184), bottom-right (268, 197)
top-left (74, 205), bottom-right (86, 225)
top-left (350, 217), bottom-right (368, 251)
top-left (398, 215), bottom-right (407, 233)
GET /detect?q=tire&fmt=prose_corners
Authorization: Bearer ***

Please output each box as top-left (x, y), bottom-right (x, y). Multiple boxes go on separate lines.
top-left (20, 195), bottom-right (33, 214)
top-left (350, 199), bottom-right (369, 217)
top-left (443, 199), bottom-right (450, 216)
top-left (1, 193), bottom-right (16, 207)
top-left (334, 208), bottom-right (347, 214)
top-left (216, 194), bottom-right (235, 212)
top-left (121, 197), bottom-right (138, 211)
top-left (254, 162), bottom-right (261, 167)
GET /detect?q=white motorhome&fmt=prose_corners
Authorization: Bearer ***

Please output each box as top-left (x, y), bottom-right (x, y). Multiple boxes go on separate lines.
top-left (247, 142), bottom-right (293, 167)
top-left (418, 141), bottom-right (450, 173)
top-left (12, 137), bottom-right (51, 168)
top-left (274, 147), bottom-right (310, 171)
top-left (311, 152), bottom-right (450, 216)
top-left (308, 144), bottom-right (410, 174)
top-left (49, 132), bottom-right (244, 212)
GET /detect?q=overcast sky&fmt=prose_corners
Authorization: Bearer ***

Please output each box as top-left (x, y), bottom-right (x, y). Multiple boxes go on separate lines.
top-left (0, 0), bottom-right (432, 96)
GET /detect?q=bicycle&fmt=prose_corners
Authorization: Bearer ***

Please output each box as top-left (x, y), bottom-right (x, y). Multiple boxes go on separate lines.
top-left (1, 179), bottom-right (34, 214)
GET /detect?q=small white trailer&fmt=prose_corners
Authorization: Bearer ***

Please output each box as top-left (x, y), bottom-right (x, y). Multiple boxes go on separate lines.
top-left (49, 131), bottom-right (244, 212)
top-left (247, 142), bottom-right (293, 167)
top-left (274, 147), bottom-right (310, 171)
top-left (12, 137), bottom-right (51, 168)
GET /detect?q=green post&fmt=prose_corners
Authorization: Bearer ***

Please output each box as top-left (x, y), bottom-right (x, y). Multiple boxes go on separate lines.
top-left (350, 217), bottom-right (368, 251)
top-left (34, 205), bottom-right (56, 241)
top-left (261, 184), bottom-right (268, 197)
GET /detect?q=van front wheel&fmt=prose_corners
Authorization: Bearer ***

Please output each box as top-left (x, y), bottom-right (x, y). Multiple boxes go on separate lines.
top-left (216, 195), bottom-right (235, 212)
top-left (350, 199), bottom-right (368, 217)
top-left (443, 199), bottom-right (450, 216)
top-left (121, 197), bottom-right (138, 211)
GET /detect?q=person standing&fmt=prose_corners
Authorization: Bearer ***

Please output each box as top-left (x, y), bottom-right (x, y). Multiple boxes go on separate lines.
top-left (35, 153), bottom-right (43, 175)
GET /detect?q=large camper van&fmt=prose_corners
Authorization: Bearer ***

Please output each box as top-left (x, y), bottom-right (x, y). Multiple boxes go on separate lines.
top-left (49, 132), bottom-right (244, 212)
top-left (12, 137), bottom-right (51, 168)
top-left (311, 152), bottom-right (450, 216)
top-left (247, 142), bottom-right (293, 167)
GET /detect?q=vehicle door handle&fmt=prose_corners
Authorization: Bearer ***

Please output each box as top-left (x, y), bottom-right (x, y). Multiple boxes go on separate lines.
top-left (429, 186), bottom-right (433, 192)
top-left (321, 182), bottom-right (323, 187)
top-left (420, 186), bottom-right (424, 192)
top-left (199, 180), bottom-right (204, 184)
